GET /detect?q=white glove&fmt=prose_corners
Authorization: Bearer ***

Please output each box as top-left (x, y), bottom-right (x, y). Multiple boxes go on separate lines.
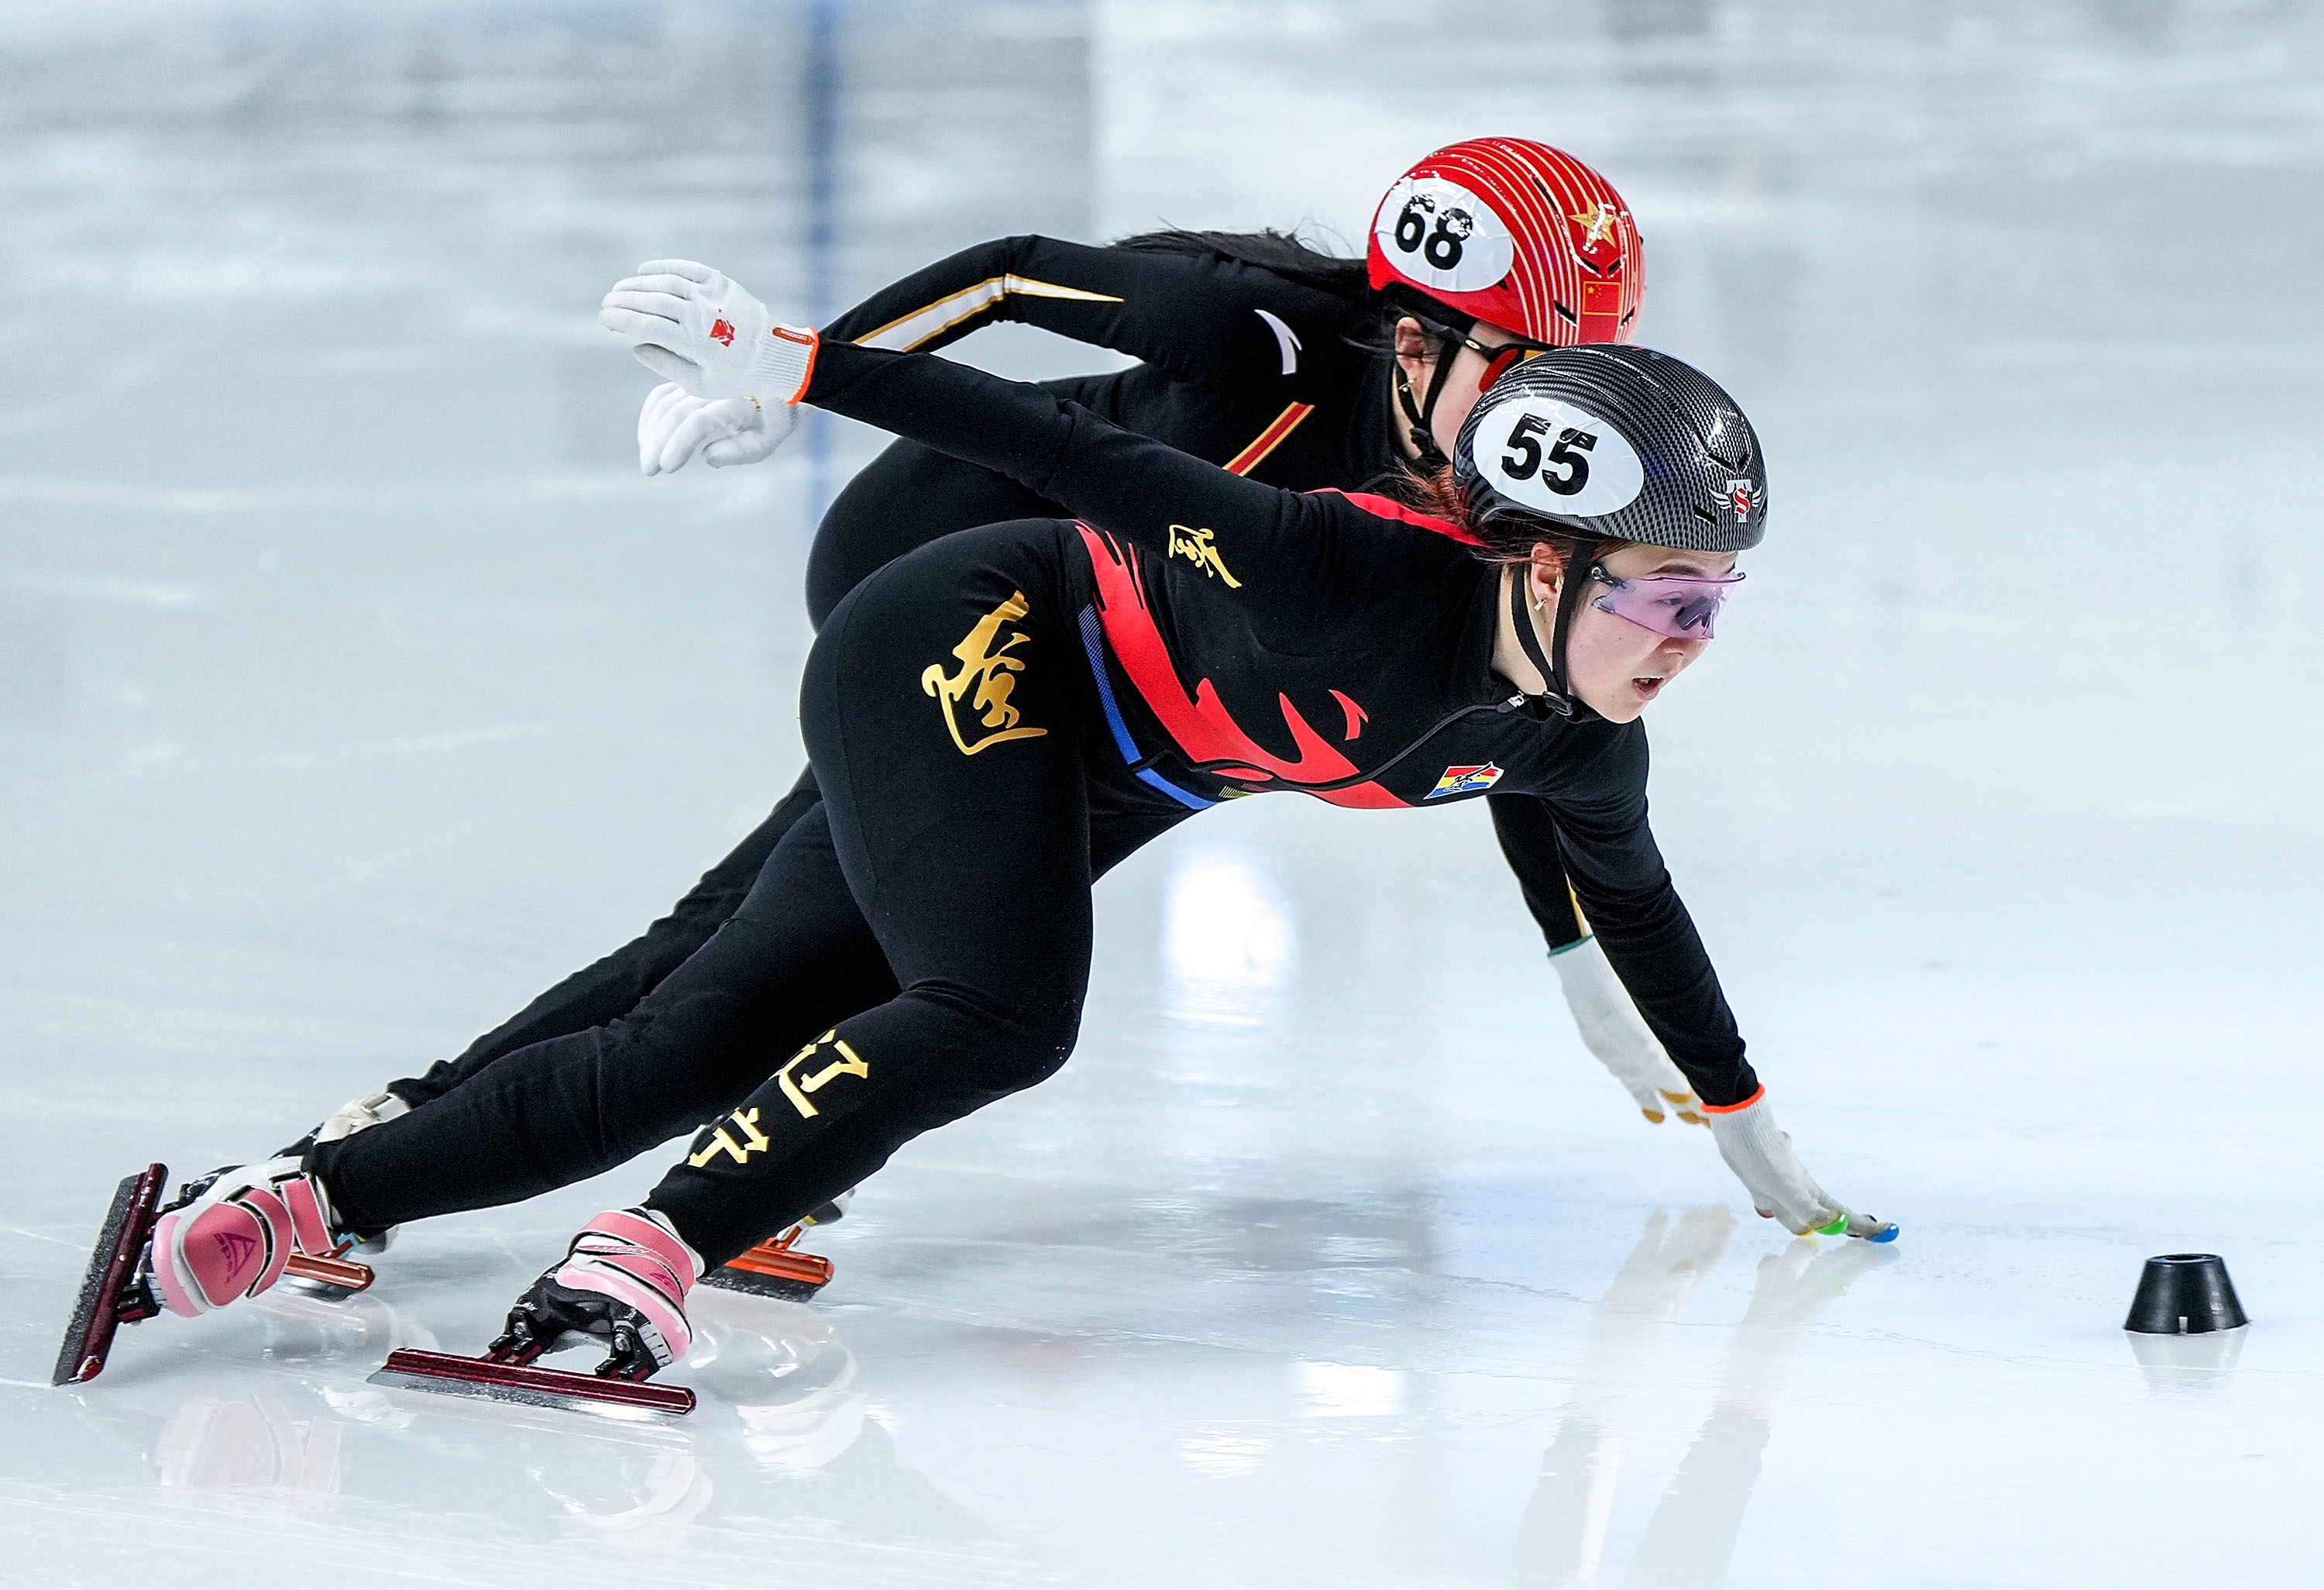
top-left (598, 259), bottom-right (817, 402)
top-left (1552, 937), bottom-right (1705, 1125)
top-left (637, 382), bottom-right (799, 475)
top-left (311, 1089), bottom-right (411, 1253)
top-left (1703, 1093), bottom-right (1896, 1241)
top-left (315, 1089), bottom-right (409, 1144)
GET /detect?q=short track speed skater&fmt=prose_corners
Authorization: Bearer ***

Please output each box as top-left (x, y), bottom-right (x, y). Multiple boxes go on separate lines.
top-left (53, 1162), bottom-right (374, 1386)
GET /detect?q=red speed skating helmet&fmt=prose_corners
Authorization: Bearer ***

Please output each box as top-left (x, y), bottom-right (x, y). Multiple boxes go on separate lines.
top-left (1367, 137), bottom-right (1644, 346)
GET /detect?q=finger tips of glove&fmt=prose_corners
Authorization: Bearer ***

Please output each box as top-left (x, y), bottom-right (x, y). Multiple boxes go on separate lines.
top-left (601, 307), bottom-right (678, 340)
top-left (609, 279), bottom-right (704, 309)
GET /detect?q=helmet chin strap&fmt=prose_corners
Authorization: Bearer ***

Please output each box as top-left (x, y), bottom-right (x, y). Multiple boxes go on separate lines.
top-left (1506, 543), bottom-right (1603, 721)
top-left (1386, 288), bottom-right (1473, 471)
top-left (1397, 352), bottom-right (1456, 470)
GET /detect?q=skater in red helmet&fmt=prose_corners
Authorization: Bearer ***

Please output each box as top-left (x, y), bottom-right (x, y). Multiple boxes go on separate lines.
top-left (60, 277), bottom-right (1893, 1399)
top-left (337, 144), bottom-right (1690, 1296)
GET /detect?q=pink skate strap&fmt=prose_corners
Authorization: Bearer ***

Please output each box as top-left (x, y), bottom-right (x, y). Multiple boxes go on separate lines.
top-left (238, 1186), bottom-right (294, 1296)
top-left (277, 1172), bottom-right (335, 1254)
top-left (581, 1209), bottom-right (701, 1292)
top-left (150, 1209), bottom-right (209, 1317)
top-left (555, 1209), bottom-right (700, 1363)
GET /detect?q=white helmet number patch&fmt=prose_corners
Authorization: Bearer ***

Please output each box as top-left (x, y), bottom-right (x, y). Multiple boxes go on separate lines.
top-left (1478, 398), bottom-right (1644, 518)
top-left (1375, 176), bottom-right (1514, 295)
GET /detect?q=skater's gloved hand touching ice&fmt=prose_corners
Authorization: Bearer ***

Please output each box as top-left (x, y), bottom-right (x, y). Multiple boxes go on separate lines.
top-left (636, 381), bottom-right (798, 475)
top-left (1552, 937), bottom-right (1707, 1126)
top-left (1704, 1092), bottom-right (1896, 1241)
top-left (492, 1208), bottom-right (704, 1378)
top-left (598, 260), bottom-right (816, 401)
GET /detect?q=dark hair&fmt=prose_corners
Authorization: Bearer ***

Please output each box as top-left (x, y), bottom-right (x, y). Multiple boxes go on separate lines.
top-left (1110, 226), bottom-right (1373, 301)
top-left (1394, 459), bottom-right (1617, 573)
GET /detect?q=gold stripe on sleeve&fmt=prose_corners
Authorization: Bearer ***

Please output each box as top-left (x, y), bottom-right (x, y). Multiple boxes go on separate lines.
top-left (855, 275), bottom-right (1125, 353)
top-left (1222, 401), bottom-right (1315, 476)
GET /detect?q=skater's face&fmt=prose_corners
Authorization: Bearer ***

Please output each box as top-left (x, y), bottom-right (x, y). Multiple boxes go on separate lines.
top-left (1526, 542), bottom-right (1737, 724)
top-left (1392, 315), bottom-right (1545, 459)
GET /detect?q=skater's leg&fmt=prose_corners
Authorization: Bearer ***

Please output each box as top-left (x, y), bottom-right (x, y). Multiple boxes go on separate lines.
top-left (644, 528), bottom-right (1102, 1265)
top-left (309, 803), bottom-right (896, 1232)
top-left (389, 766), bottom-right (824, 1106)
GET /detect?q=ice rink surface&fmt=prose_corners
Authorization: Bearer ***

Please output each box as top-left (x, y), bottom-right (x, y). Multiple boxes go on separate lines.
top-left (5, 1), bottom-right (2323, 1584)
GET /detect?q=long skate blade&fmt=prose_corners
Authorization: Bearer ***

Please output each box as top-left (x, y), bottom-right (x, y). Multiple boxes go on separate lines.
top-left (368, 1348), bottom-right (695, 1420)
top-left (52, 1164), bottom-right (170, 1386)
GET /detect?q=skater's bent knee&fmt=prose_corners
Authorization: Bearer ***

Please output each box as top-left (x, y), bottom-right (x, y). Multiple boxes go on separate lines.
top-left (907, 981), bottom-right (1081, 1095)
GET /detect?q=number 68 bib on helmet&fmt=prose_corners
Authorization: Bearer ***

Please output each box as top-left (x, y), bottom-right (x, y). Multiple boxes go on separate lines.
top-left (1373, 174), bottom-right (1517, 294)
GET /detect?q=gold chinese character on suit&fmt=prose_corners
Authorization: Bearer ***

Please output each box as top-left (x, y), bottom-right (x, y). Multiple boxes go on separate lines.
top-left (922, 590), bottom-right (1050, 755)
top-left (1165, 524), bottom-right (1242, 587)
top-left (774, 1028), bottom-right (870, 1120)
top-left (687, 1106), bottom-right (771, 1168)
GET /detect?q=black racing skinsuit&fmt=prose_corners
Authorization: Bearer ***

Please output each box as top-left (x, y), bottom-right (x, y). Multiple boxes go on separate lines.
top-left (311, 339), bottom-right (1758, 1266)
top-left (387, 235), bottom-right (1594, 1120)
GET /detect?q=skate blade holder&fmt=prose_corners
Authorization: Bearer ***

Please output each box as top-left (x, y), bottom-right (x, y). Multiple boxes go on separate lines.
top-left (700, 1225), bottom-right (833, 1301)
top-left (370, 1344), bottom-right (696, 1421)
top-left (282, 1247), bottom-right (375, 1298)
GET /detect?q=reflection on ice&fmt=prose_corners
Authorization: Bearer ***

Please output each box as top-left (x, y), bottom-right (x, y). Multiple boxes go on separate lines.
top-left (1517, 1212), bottom-right (1893, 1589)
top-left (251, 1285), bottom-right (440, 1363)
top-left (689, 1299), bottom-right (870, 1470)
top-left (1161, 850), bottom-right (1297, 1026)
top-left (157, 1392), bottom-right (342, 1495)
top-left (1516, 1208), bottom-right (1734, 1586)
top-left (1177, 1425), bottom-right (1270, 1478)
top-left (2126, 1326), bottom-right (2246, 1397)
top-left (1290, 1360), bottom-right (1404, 1420)
top-left (534, 1447), bottom-right (715, 1539)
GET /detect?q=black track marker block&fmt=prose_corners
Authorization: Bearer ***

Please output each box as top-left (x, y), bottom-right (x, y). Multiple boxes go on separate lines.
top-left (2124, 1253), bottom-right (2248, 1335)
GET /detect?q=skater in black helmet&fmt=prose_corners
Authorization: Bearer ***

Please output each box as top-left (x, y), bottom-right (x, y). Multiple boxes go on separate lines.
top-left (64, 280), bottom-right (1893, 1395)
top-left (346, 145), bottom-right (1704, 1261)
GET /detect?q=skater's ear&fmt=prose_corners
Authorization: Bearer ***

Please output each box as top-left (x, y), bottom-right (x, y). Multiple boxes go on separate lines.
top-left (1391, 315), bottom-right (1441, 382)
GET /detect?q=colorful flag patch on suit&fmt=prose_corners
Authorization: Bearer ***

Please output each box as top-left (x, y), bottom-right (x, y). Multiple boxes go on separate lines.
top-left (1425, 762), bottom-right (1504, 799)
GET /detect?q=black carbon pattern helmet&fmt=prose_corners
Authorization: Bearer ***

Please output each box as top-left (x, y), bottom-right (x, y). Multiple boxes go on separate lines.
top-left (1452, 345), bottom-right (1767, 552)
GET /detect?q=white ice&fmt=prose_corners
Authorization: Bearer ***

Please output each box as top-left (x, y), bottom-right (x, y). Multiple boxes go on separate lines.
top-left (5, 3), bottom-right (2323, 1585)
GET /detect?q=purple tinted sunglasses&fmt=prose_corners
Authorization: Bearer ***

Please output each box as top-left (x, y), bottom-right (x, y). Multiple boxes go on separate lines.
top-left (1589, 566), bottom-right (1745, 639)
